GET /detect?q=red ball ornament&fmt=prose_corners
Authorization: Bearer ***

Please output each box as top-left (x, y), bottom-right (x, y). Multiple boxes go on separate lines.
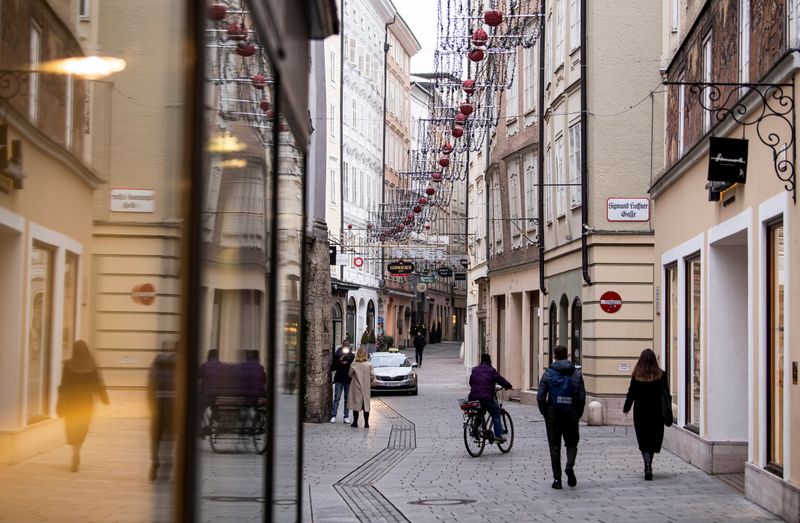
top-left (431, 172), bottom-right (443, 182)
top-left (441, 143), bottom-right (454, 155)
top-left (418, 197), bottom-right (428, 205)
top-left (209, 4), bottom-right (227, 21)
top-left (407, 212), bottom-right (415, 220)
top-left (462, 79), bottom-right (476, 95)
top-left (252, 74), bottom-right (267, 89)
top-left (426, 187), bottom-right (436, 195)
top-left (484, 10), bottom-right (504, 27)
top-left (424, 224), bottom-right (431, 230)
top-left (413, 205), bottom-right (423, 213)
top-left (367, 223), bottom-right (373, 230)
top-left (468, 48), bottom-right (485, 62)
top-left (455, 112), bottom-right (467, 125)
top-left (439, 157), bottom-right (450, 168)
top-left (472, 28), bottom-right (489, 46)
top-left (259, 99), bottom-right (271, 111)
top-left (236, 43), bottom-right (257, 57)
top-left (396, 224), bottom-right (405, 232)
top-left (460, 102), bottom-right (474, 115)
top-left (266, 109), bottom-right (275, 120)
top-left (452, 126), bottom-right (464, 138)
top-left (347, 223), bottom-right (353, 230)
top-left (227, 23), bottom-right (248, 41)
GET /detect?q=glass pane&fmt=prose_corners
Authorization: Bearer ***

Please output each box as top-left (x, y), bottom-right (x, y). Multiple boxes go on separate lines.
top-left (666, 265), bottom-right (678, 416)
top-left (768, 223), bottom-right (784, 466)
top-left (686, 257), bottom-right (702, 429)
top-left (62, 253), bottom-right (78, 361)
top-left (28, 243), bottom-right (53, 423)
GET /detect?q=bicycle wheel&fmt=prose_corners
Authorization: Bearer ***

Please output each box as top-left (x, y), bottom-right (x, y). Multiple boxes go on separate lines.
top-left (463, 414), bottom-right (486, 457)
top-left (208, 412), bottom-right (222, 453)
top-left (252, 409), bottom-right (268, 454)
top-left (497, 410), bottom-right (514, 453)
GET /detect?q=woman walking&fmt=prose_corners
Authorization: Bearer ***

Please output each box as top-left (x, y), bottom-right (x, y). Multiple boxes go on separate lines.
top-left (347, 348), bottom-right (375, 428)
top-left (623, 348), bottom-right (669, 481)
top-left (57, 340), bottom-right (109, 472)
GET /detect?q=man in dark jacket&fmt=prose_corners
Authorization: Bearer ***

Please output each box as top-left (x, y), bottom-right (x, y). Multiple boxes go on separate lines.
top-left (330, 341), bottom-right (355, 423)
top-left (468, 353), bottom-right (513, 443)
top-left (537, 345), bottom-right (586, 489)
top-left (413, 333), bottom-right (426, 367)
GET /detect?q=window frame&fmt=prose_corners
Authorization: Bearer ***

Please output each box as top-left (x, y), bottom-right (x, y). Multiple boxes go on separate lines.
top-left (766, 219), bottom-right (785, 473)
top-left (554, 135), bottom-right (565, 216)
top-left (740, 0), bottom-right (750, 83)
top-left (702, 30), bottom-right (713, 134)
top-left (568, 122), bottom-right (581, 208)
top-left (684, 253), bottom-right (702, 434)
top-left (569, 0), bottom-right (580, 51)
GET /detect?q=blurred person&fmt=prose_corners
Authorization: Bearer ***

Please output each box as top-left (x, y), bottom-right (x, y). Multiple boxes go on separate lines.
top-left (623, 348), bottom-right (669, 481)
top-left (148, 340), bottom-right (176, 481)
top-left (347, 348), bottom-right (375, 428)
top-left (468, 353), bottom-right (513, 444)
top-left (537, 345), bottom-right (586, 489)
top-left (56, 340), bottom-right (109, 472)
top-left (239, 349), bottom-right (266, 398)
top-left (413, 332), bottom-right (426, 368)
top-left (199, 348), bottom-right (225, 435)
top-left (330, 340), bottom-right (354, 423)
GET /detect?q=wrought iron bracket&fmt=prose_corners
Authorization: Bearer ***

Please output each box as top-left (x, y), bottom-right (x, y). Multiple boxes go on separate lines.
top-left (665, 81), bottom-right (796, 203)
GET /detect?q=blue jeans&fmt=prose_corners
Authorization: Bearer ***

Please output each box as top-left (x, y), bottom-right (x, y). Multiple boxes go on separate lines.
top-left (331, 381), bottom-right (350, 418)
top-left (480, 399), bottom-right (503, 437)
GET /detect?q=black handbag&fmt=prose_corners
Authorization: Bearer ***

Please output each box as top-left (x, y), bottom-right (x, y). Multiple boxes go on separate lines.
top-left (661, 383), bottom-right (673, 427)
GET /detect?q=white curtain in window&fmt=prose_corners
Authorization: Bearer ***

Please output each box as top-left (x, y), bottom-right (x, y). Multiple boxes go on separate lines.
top-left (568, 123), bottom-right (582, 206)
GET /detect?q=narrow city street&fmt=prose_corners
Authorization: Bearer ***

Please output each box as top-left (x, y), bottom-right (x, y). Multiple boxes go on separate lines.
top-left (303, 342), bottom-right (780, 523)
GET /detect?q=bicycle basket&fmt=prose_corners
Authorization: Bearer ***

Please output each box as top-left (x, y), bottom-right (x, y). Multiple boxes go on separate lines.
top-left (458, 399), bottom-right (480, 411)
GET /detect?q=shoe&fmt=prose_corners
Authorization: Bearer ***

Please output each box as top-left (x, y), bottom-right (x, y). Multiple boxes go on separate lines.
top-left (495, 436), bottom-right (507, 444)
top-left (70, 455), bottom-right (80, 473)
top-left (645, 463), bottom-right (653, 481)
top-left (565, 468), bottom-right (577, 487)
top-left (330, 416), bottom-right (336, 423)
top-left (350, 421), bottom-right (358, 427)
top-left (344, 417), bottom-right (351, 424)
top-left (551, 479), bottom-right (562, 489)
top-left (149, 462), bottom-right (158, 481)
top-left (364, 423), bottom-right (370, 428)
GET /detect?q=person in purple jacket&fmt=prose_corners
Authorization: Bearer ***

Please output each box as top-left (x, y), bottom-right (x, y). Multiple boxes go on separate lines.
top-left (468, 353), bottom-right (513, 443)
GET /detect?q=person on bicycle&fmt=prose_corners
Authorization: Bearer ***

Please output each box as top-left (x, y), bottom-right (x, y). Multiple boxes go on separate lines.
top-left (468, 353), bottom-right (512, 443)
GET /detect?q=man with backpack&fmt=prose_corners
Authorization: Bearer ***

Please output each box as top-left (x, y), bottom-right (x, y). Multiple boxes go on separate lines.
top-left (537, 345), bottom-right (586, 489)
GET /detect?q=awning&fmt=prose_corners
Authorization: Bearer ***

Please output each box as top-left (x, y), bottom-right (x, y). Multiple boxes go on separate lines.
top-left (386, 289), bottom-right (415, 299)
top-left (331, 279), bottom-right (360, 292)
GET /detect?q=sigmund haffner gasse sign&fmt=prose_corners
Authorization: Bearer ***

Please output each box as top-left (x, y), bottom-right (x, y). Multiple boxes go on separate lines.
top-left (607, 198), bottom-right (650, 222)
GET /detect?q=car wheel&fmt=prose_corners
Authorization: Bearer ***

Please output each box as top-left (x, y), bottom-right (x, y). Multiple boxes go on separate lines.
top-left (411, 386), bottom-right (418, 396)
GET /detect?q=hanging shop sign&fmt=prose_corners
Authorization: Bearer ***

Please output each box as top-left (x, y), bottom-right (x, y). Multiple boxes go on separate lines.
top-left (416, 282), bottom-right (428, 293)
top-left (387, 260), bottom-right (414, 276)
top-left (111, 188), bottom-right (155, 213)
top-left (459, 258), bottom-right (469, 268)
top-left (708, 137), bottom-right (748, 184)
top-left (454, 272), bottom-right (467, 281)
top-left (607, 198), bottom-right (650, 222)
top-left (420, 275), bottom-right (435, 284)
top-left (437, 267), bottom-right (453, 277)
top-left (599, 291), bottom-right (622, 313)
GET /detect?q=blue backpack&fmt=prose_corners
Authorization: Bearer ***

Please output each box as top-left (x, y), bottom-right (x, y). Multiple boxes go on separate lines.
top-left (547, 368), bottom-right (575, 412)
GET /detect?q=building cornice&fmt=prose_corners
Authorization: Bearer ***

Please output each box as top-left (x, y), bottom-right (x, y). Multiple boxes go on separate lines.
top-left (390, 13), bottom-right (422, 56)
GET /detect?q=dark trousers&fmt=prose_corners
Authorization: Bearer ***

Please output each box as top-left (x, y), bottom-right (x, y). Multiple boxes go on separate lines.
top-left (545, 414), bottom-right (579, 479)
top-left (480, 399), bottom-right (503, 437)
top-left (151, 398), bottom-right (174, 476)
top-left (415, 347), bottom-right (424, 366)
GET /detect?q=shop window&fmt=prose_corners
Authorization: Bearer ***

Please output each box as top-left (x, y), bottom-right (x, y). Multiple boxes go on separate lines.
top-left (684, 254), bottom-right (702, 432)
top-left (570, 297), bottom-right (582, 365)
top-left (767, 221), bottom-right (784, 472)
top-left (548, 302), bottom-right (557, 365)
top-left (61, 252), bottom-right (79, 360)
top-left (665, 263), bottom-right (678, 422)
top-left (27, 242), bottom-right (54, 423)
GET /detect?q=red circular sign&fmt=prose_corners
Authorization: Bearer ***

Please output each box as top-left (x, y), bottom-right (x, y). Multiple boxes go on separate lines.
top-left (599, 291), bottom-right (622, 313)
top-left (131, 283), bottom-right (157, 306)
top-left (353, 257), bottom-right (364, 268)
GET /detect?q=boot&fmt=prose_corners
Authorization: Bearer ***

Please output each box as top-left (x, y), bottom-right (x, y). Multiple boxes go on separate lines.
top-left (642, 451), bottom-right (653, 480)
top-left (363, 412), bottom-right (370, 428)
top-left (351, 411), bottom-right (359, 427)
top-left (565, 446), bottom-right (578, 487)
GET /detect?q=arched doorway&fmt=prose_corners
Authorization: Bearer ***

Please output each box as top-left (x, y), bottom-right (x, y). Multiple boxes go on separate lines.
top-left (559, 295), bottom-right (569, 350)
top-left (548, 302), bottom-right (557, 365)
top-left (332, 302), bottom-right (343, 349)
top-left (571, 297), bottom-right (582, 365)
top-left (346, 297), bottom-right (356, 343)
top-left (367, 300), bottom-right (375, 334)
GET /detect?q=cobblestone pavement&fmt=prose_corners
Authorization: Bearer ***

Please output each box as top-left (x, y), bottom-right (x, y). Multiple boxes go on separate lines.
top-left (303, 342), bottom-right (781, 523)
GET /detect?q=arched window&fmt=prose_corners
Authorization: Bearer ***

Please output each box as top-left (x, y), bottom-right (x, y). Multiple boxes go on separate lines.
top-left (548, 302), bottom-right (557, 364)
top-left (571, 297), bottom-right (582, 365)
top-left (346, 298), bottom-right (356, 343)
top-left (559, 295), bottom-right (569, 349)
top-left (332, 303), bottom-right (343, 349)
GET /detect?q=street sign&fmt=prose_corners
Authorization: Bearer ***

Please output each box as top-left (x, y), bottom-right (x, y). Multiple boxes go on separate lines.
top-left (353, 257), bottom-right (364, 268)
top-left (708, 137), bottom-right (748, 184)
top-left (454, 272), bottom-right (466, 281)
top-left (416, 282), bottom-right (427, 293)
top-left (607, 198), bottom-right (650, 222)
top-left (387, 260), bottom-right (414, 276)
top-left (599, 291), bottom-right (622, 313)
top-left (420, 275), bottom-right (435, 283)
top-left (437, 267), bottom-right (453, 277)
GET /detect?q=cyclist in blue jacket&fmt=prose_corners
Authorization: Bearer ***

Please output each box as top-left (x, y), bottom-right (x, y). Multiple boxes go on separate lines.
top-left (468, 353), bottom-right (512, 443)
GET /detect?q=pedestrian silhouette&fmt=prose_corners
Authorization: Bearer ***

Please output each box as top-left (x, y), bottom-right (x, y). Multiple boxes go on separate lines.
top-left (56, 340), bottom-right (109, 472)
top-left (330, 340), bottom-right (355, 423)
top-left (623, 348), bottom-right (670, 480)
top-left (347, 348), bottom-right (375, 428)
top-left (148, 340), bottom-right (176, 481)
top-left (413, 333), bottom-right (426, 367)
top-left (537, 345), bottom-right (586, 489)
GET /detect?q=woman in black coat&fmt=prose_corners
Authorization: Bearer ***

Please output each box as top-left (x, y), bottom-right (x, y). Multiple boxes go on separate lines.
top-left (623, 348), bottom-right (669, 481)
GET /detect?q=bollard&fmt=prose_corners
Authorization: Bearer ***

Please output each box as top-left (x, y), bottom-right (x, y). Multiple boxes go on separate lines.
top-left (587, 400), bottom-right (603, 426)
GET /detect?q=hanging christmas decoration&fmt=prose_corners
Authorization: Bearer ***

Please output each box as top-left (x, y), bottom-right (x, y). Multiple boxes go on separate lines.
top-left (484, 10), bottom-right (503, 26)
top-left (209, 4), bottom-right (228, 21)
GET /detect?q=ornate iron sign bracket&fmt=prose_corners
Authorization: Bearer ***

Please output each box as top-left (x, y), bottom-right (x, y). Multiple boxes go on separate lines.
top-left (0, 70), bottom-right (28, 102)
top-left (666, 81), bottom-right (796, 203)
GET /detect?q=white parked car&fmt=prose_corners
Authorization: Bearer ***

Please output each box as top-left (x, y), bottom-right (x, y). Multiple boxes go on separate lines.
top-left (369, 352), bottom-right (418, 395)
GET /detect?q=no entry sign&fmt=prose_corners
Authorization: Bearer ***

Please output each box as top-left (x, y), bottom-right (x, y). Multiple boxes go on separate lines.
top-left (599, 291), bottom-right (622, 313)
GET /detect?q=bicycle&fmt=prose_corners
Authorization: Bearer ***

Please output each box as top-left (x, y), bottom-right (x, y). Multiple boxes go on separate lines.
top-left (459, 387), bottom-right (514, 457)
top-left (206, 396), bottom-right (268, 454)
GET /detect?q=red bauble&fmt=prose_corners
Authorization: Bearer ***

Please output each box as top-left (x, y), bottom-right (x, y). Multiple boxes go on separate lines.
top-left (426, 187), bottom-right (436, 195)
top-left (472, 28), bottom-right (489, 46)
top-left (266, 109), bottom-right (275, 120)
top-left (424, 224), bottom-right (431, 230)
top-left (484, 10), bottom-right (503, 27)
top-left (468, 48), bottom-right (485, 62)
top-left (227, 23), bottom-right (248, 41)
top-left (252, 74), bottom-right (267, 89)
top-left (455, 113), bottom-right (467, 124)
top-left (441, 143), bottom-right (454, 155)
top-left (236, 43), bottom-right (257, 57)
top-left (462, 79), bottom-right (476, 95)
top-left (347, 223), bottom-right (353, 229)
top-left (259, 99), bottom-right (271, 111)
top-left (452, 126), bottom-right (464, 138)
top-left (431, 172), bottom-right (443, 182)
top-left (407, 212), bottom-right (415, 220)
top-left (367, 223), bottom-right (373, 230)
top-left (439, 157), bottom-right (450, 167)
top-left (413, 205), bottom-right (423, 213)
top-left (396, 224), bottom-right (405, 232)
top-left (418, 197), bottom-right (428, 205)
top-left (460, 102), bottom-right (474, 115)
top-left (209, 4), bottom-right (227, 21)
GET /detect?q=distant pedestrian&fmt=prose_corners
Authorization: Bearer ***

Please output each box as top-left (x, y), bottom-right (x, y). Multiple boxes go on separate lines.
top-left (330, 341), bottom-right (355, 423)
top-left (468, 353), bottom-right (513, 444)
top-left (413, 332), bottom-right (427, 367)
top-left (56, 340), bottom-right (109, 472)
top-left (537, 345), bottom-right (586, 489)
top-left (623, 348), bottom-right (669, 481)
top-left (148, 340), bottom-right (176, 481)
top-left (347, 348), bottom-right (375, 428)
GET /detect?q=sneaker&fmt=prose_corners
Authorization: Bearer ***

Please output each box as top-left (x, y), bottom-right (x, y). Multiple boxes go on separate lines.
top-left (495, 435), bottom-right (507, 444)
top-left (343, 417), bottom-right (351, 424)
top-left (565, 468), bottom-right (577, 487)
top-left (551, 479), bottom-right (562, 490)
top-left (330, 416), bottom-right (336, 423)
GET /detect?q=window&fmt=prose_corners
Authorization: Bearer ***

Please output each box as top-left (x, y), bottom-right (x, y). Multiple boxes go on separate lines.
top-left (491, 174), bottom-right (502, 248)
top-left (665, 264), bottom-right (678, 422)
top-left (329, 167), bottom-right (336, 204)
top-left (569, 0), bottom-right (580, 51)
top-left (767, 221), bottom-right (784, 470)
top-left (79, 0), bottom-right (90, 19)
top-left (678, 71), bottom-right (686, 155)
top-left (524, 152), bottom-right (537, 230)
top-left (555, 136), bottom-right (565, 215)
top-left (684, 254), bottom-right (702, 432)
top-left (220, 174), bottom-right (266, 248)
top-left (328, 50), bottom-right (336, 83)
top-left (790, 0), bottom-right (800, 46)
top-left (508, 158), bottom-right (521, 244)
top-left (556, 0), bottom-right (565, 67)
top-left (671, 0), bottom-right (679, 32)
top-left (62, 253), bottom-right (79, 361)
top-left (27, 242), bottom-right (54, 423)
top-left (740, 0), bottom-right (750, 83)
top-left (506, 63), bottom-right (517, 120)
top-left (523, 42), bottom-right (537, 112)
top-left (568, 123), bottom-right (581, 207)
top-left (702, 31), bottom-right (712, 133)
top-left (351, 98), bottom-right (357, 127)
top-left (343, 161), bottom-right (350, 202)
top-left (545, 146), bottom-right (553, 222)
top-left (29, 22), bottom-right (41, 123)
top-left (65, 76), bottom-right (74, 149)
top-left (570, 298), bottom-right (582, 365)
top-left (548, 302), bottom-right (557, 364)
top-left (545, 13), bottom-right (552, 78)
top-left (329, 104), bottom-right (336, 138)
top-left (348, 37), bottom-right (356, 63)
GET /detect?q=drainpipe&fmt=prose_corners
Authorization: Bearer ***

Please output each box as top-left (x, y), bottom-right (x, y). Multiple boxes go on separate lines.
top-left (339, 0), bottom-right (346, 283)
top-left (537, 0), bottom-right (547, 295)
top-left (382, 16), bottom-right (396, 294)
top-left (580, 0), bottom-right (591, 286)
